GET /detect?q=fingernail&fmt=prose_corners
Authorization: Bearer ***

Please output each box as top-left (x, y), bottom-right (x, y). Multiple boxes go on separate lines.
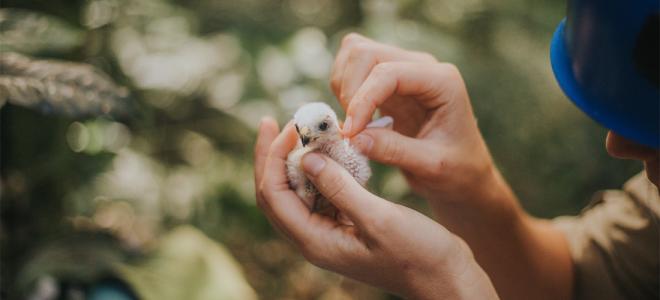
top-left (351, 134), bottom-right (373, 153)
top-left (302, 153), bottom-right (326, 176)
top-left (342, 116), bottom-right (353, 136)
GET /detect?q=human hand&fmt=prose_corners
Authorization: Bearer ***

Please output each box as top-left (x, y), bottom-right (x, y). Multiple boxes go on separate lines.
top-left (254, 119), bottom-right (498, 300)
top-left (330, 34), bottom-right (575, 300)
top-left (331, 33), bottom-right (499, 204)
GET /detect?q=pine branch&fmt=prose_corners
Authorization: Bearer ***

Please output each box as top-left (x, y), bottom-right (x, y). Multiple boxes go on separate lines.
top-left (0, 52), bottom-right (130, 117)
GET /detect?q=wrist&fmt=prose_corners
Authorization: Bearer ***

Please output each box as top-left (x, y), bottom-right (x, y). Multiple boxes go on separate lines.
top-left (425, 161), bottom-right (517, 211)
top-left (424, 165), bottom-right (528, 246)
top-left (418, 141), bottom-right (502, 205)
top-left (402, 237), bottom-right (499, 300)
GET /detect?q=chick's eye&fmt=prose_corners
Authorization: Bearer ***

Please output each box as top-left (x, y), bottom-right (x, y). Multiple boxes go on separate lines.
top-left (318, 121), bottom-right (328, 131)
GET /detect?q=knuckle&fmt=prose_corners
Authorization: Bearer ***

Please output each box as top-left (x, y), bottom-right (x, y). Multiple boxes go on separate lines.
top-left (341, 33), bottom-right (363, 47)
top-left (346, 43), bottom-right (373, 67)
top-left (423, 53), bottom-right (438, 62)
top-left (381, 135), bottom-right (403, 164)
top-left (417, 52), bottom-right (437, 63)
top-left (349, 42), bottom-right (370, 58)
top-left (372, 62), bottom-right (394, 76)
top-left (439, 62), bottom-right (461, 80)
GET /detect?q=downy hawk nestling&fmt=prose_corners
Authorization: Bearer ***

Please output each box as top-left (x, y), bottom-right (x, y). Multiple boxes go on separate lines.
top-left (286, 102), bottom-right (374, 217)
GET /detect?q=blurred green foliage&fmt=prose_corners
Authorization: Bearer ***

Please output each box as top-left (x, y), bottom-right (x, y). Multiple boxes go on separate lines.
top-left (1, 0), bottom-right (641, 299)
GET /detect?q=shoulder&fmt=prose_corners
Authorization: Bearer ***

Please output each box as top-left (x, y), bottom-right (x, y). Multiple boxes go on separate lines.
top-left (553, 172), bottom-right (659, 300)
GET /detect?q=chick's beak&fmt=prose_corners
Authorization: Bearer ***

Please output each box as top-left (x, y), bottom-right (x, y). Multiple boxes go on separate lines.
top-left (296, 125), bottom-right (311, 146)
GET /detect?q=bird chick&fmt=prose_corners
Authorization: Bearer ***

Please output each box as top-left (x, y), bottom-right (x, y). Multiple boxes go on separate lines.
top-left (286, 102), bottom-right (371, 216)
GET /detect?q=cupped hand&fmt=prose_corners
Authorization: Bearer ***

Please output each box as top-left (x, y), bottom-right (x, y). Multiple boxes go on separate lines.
top-left (331, 33), bottom-right (499, 204)
top-left (254, 118), bottom-right (498, 300)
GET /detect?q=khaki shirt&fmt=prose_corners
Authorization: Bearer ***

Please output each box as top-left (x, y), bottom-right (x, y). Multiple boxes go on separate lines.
top-left (553, 173), bottom-right (660, 300)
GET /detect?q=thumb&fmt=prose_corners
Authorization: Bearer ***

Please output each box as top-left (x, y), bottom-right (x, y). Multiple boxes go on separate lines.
top-left (351, 128), bottom-right (438, 173)
top-left (301, 152), bottom-right (387, 227)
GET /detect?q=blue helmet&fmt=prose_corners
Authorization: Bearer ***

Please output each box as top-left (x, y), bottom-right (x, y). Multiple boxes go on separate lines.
top-left (550, 0), bottom-right (659, 148)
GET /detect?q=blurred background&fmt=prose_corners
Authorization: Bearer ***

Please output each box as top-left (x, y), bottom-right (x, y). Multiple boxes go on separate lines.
top-left (0, 0), bottom-right (642, 299)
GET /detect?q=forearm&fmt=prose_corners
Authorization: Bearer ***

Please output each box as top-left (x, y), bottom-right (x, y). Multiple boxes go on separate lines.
top-left (426, 167), bottom-right (574, 300)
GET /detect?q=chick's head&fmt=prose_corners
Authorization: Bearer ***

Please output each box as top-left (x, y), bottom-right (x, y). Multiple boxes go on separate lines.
top-left (293, 102), bottom-right (340, 147)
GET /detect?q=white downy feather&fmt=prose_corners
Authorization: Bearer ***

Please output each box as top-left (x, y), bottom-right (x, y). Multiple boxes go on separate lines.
top-left (286, 102), bottom-right (372, 216)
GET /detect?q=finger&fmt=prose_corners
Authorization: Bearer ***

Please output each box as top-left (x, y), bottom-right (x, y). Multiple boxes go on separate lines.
top-left (301, 152), bottom-right (389, 230)
top-left (350, 128), bottom-right (439, 174)
top-left (331, 33), bottom-right (368, 103)
top-left (258, 124), bottom-right (368, 266)
top-left (254, 117), bottom-right (280, 192)
top-left (339, 42), bottom-right (378, 109)
top-left (340, 41), bottom-right (437, 111)
top-left (366, 116), bottom-right (393, 129)
top-left (344, 62), bottom-right (462, 137)
top-left (260, 124), bottom-right (319, 244)
top-left (330, 43), bottom-right (352, 101)
top-left (254, 118), bottom-right (288, 237)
